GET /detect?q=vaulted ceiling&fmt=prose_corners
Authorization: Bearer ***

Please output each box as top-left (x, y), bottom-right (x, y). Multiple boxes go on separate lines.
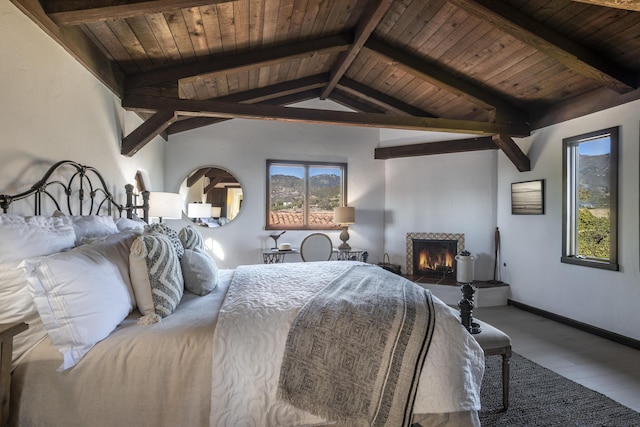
top-left (10, 0), bottom-right (640, 171)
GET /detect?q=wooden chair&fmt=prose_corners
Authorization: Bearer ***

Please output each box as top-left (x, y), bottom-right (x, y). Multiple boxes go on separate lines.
top-left (300, 233), bottom-right (333, 262)
top-left (471, 318), bottom-right (512, 411)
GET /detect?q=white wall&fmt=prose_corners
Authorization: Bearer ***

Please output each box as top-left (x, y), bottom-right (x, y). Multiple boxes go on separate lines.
top-left (497, 101), bottom-right (640, 340)
top-left (382, 147), bottom-right (498, 280)
top-left (164, 104), bottom-right (385, 269)
top-left (0, 2), bottom-right (165, 214)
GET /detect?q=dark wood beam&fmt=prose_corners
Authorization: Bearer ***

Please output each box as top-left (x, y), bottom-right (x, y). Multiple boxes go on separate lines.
top-left (166, 89), bottom-right (323, 135)
top-left (127, 33), bottom-right (353, 90)
top-left (375, 137), bottom-right (497, 159)
top-left (328, 90), bottom-right (388, 114)
top-left (364, 37), bottom-right (529, 124)
top-left (337, 77), bottom-right (436, 117)
top-left (320, 0), bottom-right (394, 99)
top-left (492, 134), bottom-right (531, 172)
top-left (9, 0), bottom-right (125, 97)
top-left (448, 0), bottom-right (637, 94)
top-left (187, 168), bottom-right (212, 187)
top-left (571, 0), bottom-right (640, 11)
top-left (123, 94), bottom-right (531, 136)
top-left (45, 0), bottom-right (236, 26)
top-left (121, 110), bottom-right (176, 157)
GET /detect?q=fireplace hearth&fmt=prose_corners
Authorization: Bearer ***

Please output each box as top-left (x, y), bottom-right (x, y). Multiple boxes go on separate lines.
top-left (406, 232), bottom-right (465, 278)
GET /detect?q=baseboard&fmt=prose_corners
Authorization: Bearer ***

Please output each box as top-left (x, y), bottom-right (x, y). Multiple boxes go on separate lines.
top-left (508, 299), bottom-right (640, 351)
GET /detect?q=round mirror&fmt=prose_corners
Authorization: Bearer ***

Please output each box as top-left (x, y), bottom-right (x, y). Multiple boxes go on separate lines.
top-left (179, 166), bottom-right (243, 227)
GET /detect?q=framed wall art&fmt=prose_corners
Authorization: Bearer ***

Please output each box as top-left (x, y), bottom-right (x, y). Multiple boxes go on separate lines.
top-left (511, 179), bottom-right (545, 215)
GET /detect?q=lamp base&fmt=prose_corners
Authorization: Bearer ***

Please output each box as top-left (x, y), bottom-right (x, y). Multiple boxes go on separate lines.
top-left (339, 227), bottom-right (351, 250)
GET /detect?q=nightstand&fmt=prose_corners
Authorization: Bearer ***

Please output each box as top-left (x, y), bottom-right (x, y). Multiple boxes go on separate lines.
top-left (1, 322), bottom-right (28, 427)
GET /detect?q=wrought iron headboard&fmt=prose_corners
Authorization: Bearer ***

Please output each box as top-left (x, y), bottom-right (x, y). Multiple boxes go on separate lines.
top-left (0, 160), bottom-right (149, 221)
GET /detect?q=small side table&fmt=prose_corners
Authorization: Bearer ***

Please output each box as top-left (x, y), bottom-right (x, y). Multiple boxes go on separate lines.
top-left (1, 322), bottom-right (28, 427)
top-left (262, 248), bottom-right (300, 264)
top-left (334, 248), bottom-right (367, 262)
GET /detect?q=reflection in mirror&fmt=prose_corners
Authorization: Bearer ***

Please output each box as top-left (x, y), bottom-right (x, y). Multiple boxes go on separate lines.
top-left (179, 167), bottom-right (243, 228)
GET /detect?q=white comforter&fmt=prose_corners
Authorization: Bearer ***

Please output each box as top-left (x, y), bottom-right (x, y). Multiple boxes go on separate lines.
top-left (209, 262), bottom-right (484, 426)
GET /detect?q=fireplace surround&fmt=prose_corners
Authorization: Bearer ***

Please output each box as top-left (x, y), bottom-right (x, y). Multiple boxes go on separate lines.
top-left (406, 232), bottom-right (465, 277)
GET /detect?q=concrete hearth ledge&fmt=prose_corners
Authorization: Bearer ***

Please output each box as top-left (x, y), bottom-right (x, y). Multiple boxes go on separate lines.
top-left (403, 276), bottom-right (510, 308)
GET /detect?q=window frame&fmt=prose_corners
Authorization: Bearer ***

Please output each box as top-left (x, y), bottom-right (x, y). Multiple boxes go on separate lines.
top-left (561, 126), bottom-right (619, 271)
top-left (265, 159), bottom-right (347, 231)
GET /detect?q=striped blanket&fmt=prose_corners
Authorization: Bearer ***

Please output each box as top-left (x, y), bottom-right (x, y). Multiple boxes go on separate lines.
top-left (279, 265), bottom-right (435, 427)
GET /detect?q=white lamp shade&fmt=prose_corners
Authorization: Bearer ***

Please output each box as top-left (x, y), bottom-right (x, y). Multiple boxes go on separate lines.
top-left (211, 206), bottom-right (222, 217)
top-left (188, 202), bottom-right (212, 218)
top-left (333, 206), bottom-right (355, 225)
top-left (148, 192), bottom-right (183, 219)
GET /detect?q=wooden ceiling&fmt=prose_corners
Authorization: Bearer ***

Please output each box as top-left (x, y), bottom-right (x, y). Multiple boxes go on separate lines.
top-left (10, 0), bottom-right (640, 170)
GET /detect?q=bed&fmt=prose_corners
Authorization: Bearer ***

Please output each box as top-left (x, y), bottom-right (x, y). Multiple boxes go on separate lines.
top-left (1, 160), bottom-right (484, 427)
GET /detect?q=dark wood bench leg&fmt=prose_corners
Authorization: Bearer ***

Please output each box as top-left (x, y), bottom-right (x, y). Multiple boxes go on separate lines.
top-left (502, 346), bottom-right (512, 411)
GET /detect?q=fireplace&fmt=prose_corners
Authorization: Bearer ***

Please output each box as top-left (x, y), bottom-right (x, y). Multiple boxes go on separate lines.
top-left (406, 232), bottom-right (465, 277)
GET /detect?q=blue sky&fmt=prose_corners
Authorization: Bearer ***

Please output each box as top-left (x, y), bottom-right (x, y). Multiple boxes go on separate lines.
top-left (579, 136), bottom-right (610, 156)
top-left (270, 166), bottom-right (340, 178)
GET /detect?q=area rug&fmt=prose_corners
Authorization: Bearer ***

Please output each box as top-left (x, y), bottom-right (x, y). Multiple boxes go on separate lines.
top-left (479, 352), bottom-right (640, 426)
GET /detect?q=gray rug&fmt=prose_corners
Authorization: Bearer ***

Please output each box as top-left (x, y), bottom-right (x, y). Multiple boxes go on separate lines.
top-left (479, 352), bottom-right (640, 426)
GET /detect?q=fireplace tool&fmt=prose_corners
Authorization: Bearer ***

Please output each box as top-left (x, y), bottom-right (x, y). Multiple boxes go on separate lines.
top-left (487, 227), bottom-right (503, 284)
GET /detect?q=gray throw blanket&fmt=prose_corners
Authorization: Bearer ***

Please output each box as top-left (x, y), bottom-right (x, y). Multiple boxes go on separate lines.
top-left (278, 265), bottom-right (435, 427)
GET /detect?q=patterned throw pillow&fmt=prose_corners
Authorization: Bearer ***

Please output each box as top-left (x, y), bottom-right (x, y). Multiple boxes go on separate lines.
top-left (144, 222), bottom-right (184, 258)
top-left (129, 234), bottom-right (184, 324)
top-left (178, 225), bottom-right (204, 251)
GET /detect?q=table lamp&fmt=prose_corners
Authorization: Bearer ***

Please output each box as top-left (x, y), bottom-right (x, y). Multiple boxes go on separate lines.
top-left (188, 202), bottom-right (212, 223)
top-left (148, 192), bottom-right (182, 222)
top-left (333, 206), bottom-right (355, 250)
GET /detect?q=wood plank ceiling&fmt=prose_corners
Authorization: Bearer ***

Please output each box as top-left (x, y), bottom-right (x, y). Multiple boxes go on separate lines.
top-left (10, 0), bottom-right (640, 171)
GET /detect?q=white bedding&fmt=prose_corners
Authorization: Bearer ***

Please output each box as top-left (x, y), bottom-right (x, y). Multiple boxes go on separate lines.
top-left (209, 262), bottom-right (484, 426)
top-left (11, 263), bottom-right (484, 427)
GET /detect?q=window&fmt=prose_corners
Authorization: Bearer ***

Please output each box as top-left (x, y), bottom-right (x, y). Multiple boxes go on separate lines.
top-left (266, 160), bottom-right (347, 230)
top-left (562, 127), bottom-right (618, 270)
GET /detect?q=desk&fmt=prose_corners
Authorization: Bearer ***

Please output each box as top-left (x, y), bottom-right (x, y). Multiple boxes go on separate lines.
top-left (262, 248), bottom-right (299, 264)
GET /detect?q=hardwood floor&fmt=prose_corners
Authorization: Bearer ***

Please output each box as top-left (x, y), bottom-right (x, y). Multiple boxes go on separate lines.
top-left (473, 305), bottom-right (640, 413)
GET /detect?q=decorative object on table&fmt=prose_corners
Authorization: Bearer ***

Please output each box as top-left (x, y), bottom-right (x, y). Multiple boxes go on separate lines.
top-left (459, 283), bottom-right (481, 334)
top-left (511, 179), bottom-right (545, 215)
top-left (148, 192), bottom-right (182, 223)
top-left (278, 243), bottom-right (292, 251)
top-left (187, 202), bottom-right (212, 223)
top-left (455, 250), bottom-right (475, 283)
top-left (377, 252), bottom-right (401, 274)
top-left (488, 227), bottom-right (503, 284)
top-left (333, 206), bottom-right (355, 250)
top-left (269, 231), bottom-right (286, 249)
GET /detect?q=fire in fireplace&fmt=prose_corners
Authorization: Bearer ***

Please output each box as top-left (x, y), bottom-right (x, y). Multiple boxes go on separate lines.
top-left (406, 232), bottom-right (465, 278)
top-left (413, 239), bottom-right (457, 277)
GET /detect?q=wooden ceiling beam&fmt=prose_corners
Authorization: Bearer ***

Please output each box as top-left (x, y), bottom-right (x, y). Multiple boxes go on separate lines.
top-left (320, 0), bottom-right (394, 99)
top-left (374, 137), bottom-right (497, 159)
top-left (187, 168), bottom-right (212, 187)
top-left (121, 110), bottom-right (177, 157)
top-left (328, 90), bottom-right (388, 114)
top-left (44, 0), bottom-right (236, 26)
top-left (571, 0), bottom-right (640, 11)
top-left (449, 0), bottom-right (637, 94)
top-left (166, 89), bottom-right (323, 135)
top-left (364, 37), bottom-right (529, 124)
top-left (9, 0), bottom-right (125, 97)
top-left (492, 134), bottom-right (531, 172)
top-left (337, 77), bottom-right (436, 117)
top-left (127, 33), bottom-right (352, 90)
top-left (122, 94), bottom-right (531, 136)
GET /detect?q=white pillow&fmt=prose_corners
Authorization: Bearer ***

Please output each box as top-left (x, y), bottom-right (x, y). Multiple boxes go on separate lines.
top-left (115, 216), bottom-right (145, 232)
top-left (56, 213), bottom-right (119, 244)
top-left (23, 243), bottom-right (132, 371)
top-left (0, 214), bottom-right (75, 263)
top-left (129, 234), bottom-right (184, 324)
top-left (0, 261), bottom-right (47, 369)
top-left (181, 249), bottom-right (218, 296)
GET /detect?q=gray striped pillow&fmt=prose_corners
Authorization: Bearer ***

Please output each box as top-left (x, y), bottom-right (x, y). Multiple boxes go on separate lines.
top-left (179, 226), bottom-right (204, 251)
top-left (129, 234), bottom-right (184, 323)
